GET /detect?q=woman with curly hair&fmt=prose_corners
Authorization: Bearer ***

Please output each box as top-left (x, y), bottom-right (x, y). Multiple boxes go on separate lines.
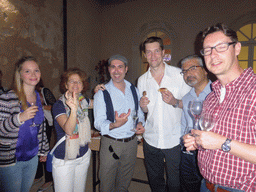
top-left (52, 68), bottom-right (91, 192)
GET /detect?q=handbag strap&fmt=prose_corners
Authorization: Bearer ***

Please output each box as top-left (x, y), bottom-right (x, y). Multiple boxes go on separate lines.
top-left (49, 136), bottom-right (65, 155)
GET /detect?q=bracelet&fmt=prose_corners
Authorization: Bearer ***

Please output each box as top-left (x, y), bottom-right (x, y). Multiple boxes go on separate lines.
top-left (173, 99), bottom-right (179, 108)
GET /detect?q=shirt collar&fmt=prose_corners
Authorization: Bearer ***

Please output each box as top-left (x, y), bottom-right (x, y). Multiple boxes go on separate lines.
top-left (190, 80), bottom-right (212, 98)
top-left (146, 62), bottom-right (168, 79)
top-left (212, 67), bottom-right (254, 97)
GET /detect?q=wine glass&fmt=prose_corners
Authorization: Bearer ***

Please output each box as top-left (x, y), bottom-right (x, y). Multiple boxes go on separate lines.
top-left (30, 102), bottom-right (38, 127)
top-left (189, 99), bottom-right (203, 130)
top-left (182, 126), bottom-right (194, 155)
top-left (130, 110), bottom-right (138, 132)
top-left (199, 113), bottom-right (215, 131)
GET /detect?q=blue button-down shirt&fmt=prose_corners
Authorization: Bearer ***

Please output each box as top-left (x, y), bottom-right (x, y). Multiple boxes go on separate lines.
top-left (93, 79), bottom-right (145, 139)
top-left (181, 81), bottom-right (212, 135)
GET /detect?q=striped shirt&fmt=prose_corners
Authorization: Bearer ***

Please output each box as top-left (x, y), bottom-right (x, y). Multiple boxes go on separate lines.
top-left (198, 68), bottom-right (256, 192)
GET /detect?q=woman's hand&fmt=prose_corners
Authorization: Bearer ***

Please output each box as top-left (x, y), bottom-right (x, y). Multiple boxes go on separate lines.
top-left (94, 84), bottom-right (106, 93)
top-left (65, 91), bottom-right (78, 111)
top-left (39, 155), bottom-right (47, 162)
top-left (19, 106), bottom-right (38, 122)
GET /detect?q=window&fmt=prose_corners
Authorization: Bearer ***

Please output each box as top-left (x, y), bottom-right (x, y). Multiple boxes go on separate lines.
top-left (237, 23), bottom-right (256, 72)
top-left (141, 30), bottom-right (172, 73)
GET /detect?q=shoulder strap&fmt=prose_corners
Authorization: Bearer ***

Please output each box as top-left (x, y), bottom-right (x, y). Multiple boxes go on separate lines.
top-left (50, 136), bottom-right (65, 155)
top-left (103, 84), bottom-right (139, 122)
top-left (130, 84), bottom-right (138, 112)
top-left (103, 90), bottom-right (115, 122)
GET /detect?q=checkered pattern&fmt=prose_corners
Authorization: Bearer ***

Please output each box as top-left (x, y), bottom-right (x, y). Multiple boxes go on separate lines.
top-left (198, 68), bottom-right (256, 192)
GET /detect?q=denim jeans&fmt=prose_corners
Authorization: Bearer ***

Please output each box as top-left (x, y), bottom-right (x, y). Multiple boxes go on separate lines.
top-left (0, 155), bottom-right (38, 192)
top-left (200, 179), bottom-right (245, 192)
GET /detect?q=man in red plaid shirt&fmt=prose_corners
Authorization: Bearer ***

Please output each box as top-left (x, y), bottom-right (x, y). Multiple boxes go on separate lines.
top-left (183, 23), bottom-right (256, 192)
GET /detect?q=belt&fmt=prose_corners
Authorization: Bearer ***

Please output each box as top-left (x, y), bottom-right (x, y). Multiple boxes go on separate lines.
top-left (104, 134), bottom-right (136, 142)
top-left (206, 180), bottom-right (230, 192)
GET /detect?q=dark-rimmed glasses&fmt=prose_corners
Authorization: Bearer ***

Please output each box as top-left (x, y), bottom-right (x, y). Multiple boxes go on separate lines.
top-left (180, 66), bottom-right (202, 75)
top-left (109, 145), bottom-right (119, 160)
top-left (200, 42), bottom-right (237, 56)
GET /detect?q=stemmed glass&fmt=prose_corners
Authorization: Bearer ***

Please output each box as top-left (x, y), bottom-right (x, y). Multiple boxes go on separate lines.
top-left (182, 126), bottom-right (194, 155)
top-left (199, 113), bottom-right (215, 131)
top-left (130, 110), bottom-right (138, 132)
top-left (30, 102), bottom-right (38, 127)
top-left (189, 99), bottom-right (203, 130)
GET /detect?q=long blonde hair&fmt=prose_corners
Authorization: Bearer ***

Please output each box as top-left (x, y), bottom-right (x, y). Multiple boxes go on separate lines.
top-left (12, 56), bottom-right (39, 110)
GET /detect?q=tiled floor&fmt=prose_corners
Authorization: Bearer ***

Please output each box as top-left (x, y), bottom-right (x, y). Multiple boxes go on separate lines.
top-left (30, 157), bottom-right (150, 192)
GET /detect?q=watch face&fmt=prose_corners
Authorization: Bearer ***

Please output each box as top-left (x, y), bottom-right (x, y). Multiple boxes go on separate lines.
top-left (222, 139), bottom-right (231, 152)
top-left (222, 144), bottom-right (230, 152)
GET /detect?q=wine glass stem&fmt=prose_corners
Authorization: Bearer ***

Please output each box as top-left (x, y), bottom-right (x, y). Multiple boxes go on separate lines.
top-left (194, 118), bottom-right (200, 130)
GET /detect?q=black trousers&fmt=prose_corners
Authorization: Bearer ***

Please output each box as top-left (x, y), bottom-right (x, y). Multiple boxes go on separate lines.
top-left (179, 149), bottom-right (202, 192)
top-left (143, 141), bottom-right (181, 192)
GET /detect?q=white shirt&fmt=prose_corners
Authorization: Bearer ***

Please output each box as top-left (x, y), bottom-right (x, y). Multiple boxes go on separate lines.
top-left (137, 62), bottom-right (191, 149)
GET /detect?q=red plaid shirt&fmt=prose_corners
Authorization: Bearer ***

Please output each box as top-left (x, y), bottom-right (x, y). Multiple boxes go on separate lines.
top-left (198, 68), bottom-right (256, 192)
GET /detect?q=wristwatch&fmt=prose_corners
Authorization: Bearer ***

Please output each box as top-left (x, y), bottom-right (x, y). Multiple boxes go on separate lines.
top-left (221, 138), bottom-right (232, 152)
top-left (173, 99), bottom-right (179, 108)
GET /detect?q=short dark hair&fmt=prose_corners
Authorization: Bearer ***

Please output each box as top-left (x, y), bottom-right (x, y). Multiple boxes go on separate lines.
top-left (59, 68), bottom-right (88, 94)
top-left (142, 36), bottom-right (164, 53)
top-left (202, 23), bottom-right (238, 43)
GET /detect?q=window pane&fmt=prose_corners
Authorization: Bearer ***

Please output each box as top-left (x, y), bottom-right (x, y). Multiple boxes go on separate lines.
top-left (254, 46), bottom-right (256, 59)
top-left (238, 46), bottom-right (248, 60)
top-left (239, 61), bottom-right (248, 70)
top-left (240, 24), bottom-right (252, 38)
top-left (253, 24), bottom-right (256, 39)
top-left (253, 61), bottom-right (256, 73)
top-left (147, 32), bottom-right (156, 38)
top-left (237, 31), bottom-right (249, 41)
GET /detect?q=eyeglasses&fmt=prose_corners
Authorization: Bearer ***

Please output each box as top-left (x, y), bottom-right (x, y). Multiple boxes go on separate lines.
top-left (180, 66), bottom-right (202, 75)
top-left (109, 145), bottom-right (119, 160)
top-left (68, 80), bottom-right (83, 85)
top-left (200, 42), bottom-right (237, 56)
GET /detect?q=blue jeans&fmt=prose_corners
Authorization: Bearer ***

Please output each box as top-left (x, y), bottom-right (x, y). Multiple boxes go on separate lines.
top-left (200, 179), bottom-right (245, 192)
top-left (0, 155), bottom-right (38, 192)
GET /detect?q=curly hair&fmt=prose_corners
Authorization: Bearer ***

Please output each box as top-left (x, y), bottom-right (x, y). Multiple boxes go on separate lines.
top-left (59, 68), bottom-right (88, 94)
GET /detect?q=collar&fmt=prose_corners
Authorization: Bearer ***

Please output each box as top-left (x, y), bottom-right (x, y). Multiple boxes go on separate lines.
top-left (212, 67), bottom-right (254, 98)
top-left (190, 80), bottom-right (212, 98)
top-left (145, 62), bottom-right (168, 79)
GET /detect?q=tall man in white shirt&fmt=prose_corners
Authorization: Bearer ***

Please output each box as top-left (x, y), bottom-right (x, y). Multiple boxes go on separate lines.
top-left (138, 37), bottom-right (191, 192)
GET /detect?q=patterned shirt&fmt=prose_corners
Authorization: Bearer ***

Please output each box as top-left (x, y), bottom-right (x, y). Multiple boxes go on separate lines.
top-left (198, 68), bottom-right (256, 192)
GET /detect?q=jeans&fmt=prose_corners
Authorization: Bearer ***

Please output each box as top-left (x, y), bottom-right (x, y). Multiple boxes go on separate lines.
top-left (52, 149), bottom-right (91, 192)
top-left (0, 155), bottom-right (38, 192)
top-left (200, 179), bottom-right (245, 192)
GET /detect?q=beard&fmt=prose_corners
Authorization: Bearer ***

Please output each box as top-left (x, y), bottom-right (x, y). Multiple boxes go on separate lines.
top-left (186, 76), bottom-right (198, 87)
